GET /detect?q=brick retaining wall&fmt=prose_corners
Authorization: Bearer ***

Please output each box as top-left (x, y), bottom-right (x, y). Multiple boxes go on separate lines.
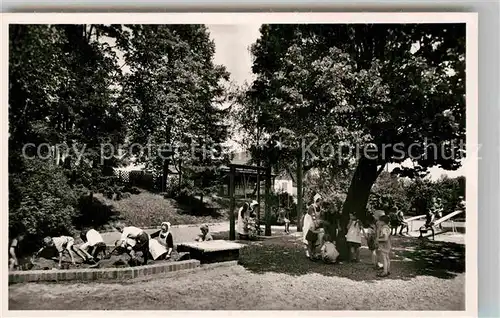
top-left (9, 260), bottom-right (200, 284)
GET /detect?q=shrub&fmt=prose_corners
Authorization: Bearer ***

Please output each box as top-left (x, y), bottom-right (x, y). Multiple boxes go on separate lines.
top-left (177, 187), bottom-right (194, 199)
top-left (105, 189), bottom-right (115, 200)
top-left (115, 191), bottom-right (123, 201)
top-left (9, 159), bottom-right (77, 251)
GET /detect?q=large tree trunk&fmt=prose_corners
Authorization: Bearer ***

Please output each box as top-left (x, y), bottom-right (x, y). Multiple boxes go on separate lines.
top-left (337, 157), bottom-right (385, 260)
top-left (256, 160), bottom-right (261, 228)
top-left (243, 173), bottom-right (247, 199)
top-left (178, 159), bottom-right (183, 189)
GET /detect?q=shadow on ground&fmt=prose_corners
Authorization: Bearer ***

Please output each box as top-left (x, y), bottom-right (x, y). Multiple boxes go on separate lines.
top-left (237, 235), bottom-right (465, 282)
top-left (75, 194), bottom-right (122, 230)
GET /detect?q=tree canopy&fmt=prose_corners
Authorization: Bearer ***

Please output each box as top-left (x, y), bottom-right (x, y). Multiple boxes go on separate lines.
top-left (242, 24), bottom-right (465, 227)
top-left (8, 24), bottom-right (231, 243)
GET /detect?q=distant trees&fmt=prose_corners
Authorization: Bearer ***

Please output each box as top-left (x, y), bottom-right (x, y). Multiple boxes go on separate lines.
top-left (120, 25), bottom-right (231, 200)
top-left (8, 24), bottom-right (231, 244)
top-left (243, 24), bottom-right (465, 235)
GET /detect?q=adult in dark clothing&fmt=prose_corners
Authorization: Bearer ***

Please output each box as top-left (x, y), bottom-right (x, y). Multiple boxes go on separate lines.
top-left (150, 222), bottom-right (174, 259)
top-left (9, 233), bottom-right (25, 271)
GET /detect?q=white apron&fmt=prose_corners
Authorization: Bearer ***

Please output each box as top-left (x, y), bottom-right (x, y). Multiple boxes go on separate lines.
top-left (302, 214), bottom-right (314, 244)
top-left (237, 206), bottom-right (248, 235)
top-left (148, 239), bottom-right (168, 260)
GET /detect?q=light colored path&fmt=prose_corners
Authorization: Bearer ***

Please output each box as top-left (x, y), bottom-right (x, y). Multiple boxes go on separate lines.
top-left (8, 264), bottom-right (465, 310)
top-left (101, 223), bottom-right (298, 245)
top-left (100, 222), bottom-right (229, 245)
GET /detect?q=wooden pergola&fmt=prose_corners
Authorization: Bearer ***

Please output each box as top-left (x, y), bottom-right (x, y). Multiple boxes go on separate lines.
top-left (228, 163), bottom-right (273, 240)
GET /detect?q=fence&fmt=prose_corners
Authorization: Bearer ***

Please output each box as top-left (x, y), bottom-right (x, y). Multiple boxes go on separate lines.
top-left (115, 169), bottom-right (180, 192)
top-left (114, 169), bottom-right (156, 191)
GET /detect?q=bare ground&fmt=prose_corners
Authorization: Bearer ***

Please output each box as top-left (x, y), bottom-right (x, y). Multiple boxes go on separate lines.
top-left (8, 264), bottom-right (464, 310)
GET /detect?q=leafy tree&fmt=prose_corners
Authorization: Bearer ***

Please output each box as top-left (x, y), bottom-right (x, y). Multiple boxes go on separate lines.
top-left (246, 24), bottom-right (465, 236)
top-left (122, 25), bottom-right (230, 198)
top-left (9, 24), bottom-right (129, 245)
top-left (9, 158), bottom-right (78, 251)
top-left (369, 171), bottom-right (411, 214)
top-left (9, 24), bottom-right (128, 186)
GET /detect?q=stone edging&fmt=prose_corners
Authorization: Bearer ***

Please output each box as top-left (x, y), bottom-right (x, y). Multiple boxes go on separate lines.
top-left (9, 260), bottom-right (200, 284)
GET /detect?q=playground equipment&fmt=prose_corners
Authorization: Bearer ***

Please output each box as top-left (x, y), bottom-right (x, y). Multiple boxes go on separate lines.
top-left (404, 215), bottom-right (426, 232)
top-left (228, 163), bottom-right (273, 240)
top-left (176, 240), bottom-right (245, 264)
top-left (419, 210), bottom-right (464, 240)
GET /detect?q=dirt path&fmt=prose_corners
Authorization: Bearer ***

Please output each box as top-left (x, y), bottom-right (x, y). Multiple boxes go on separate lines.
top-left (9, 264), bottom-right (464, 311)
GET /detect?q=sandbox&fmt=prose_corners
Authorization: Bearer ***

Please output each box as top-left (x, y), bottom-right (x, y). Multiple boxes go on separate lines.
top-left (176, 240), bottom-right (245, 264)
top-left (9, 241), bottom-right (245, 284)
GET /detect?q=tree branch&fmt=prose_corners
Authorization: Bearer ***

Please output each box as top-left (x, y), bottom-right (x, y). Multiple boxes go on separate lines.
top-left (376, 162), bottom-right (386, 178)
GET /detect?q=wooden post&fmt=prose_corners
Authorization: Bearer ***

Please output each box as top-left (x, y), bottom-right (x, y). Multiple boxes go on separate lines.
top-left (229, 166), bottom-right (236, 241)
top-left (256, 168), bottom-right (261, 226)
top-left (265, 166), bottom-right (272, 236)
top-left (296, 151), bottom-right (303, 232)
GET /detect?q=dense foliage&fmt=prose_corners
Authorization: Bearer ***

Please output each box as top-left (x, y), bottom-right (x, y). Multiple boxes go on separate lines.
top-left (9, 24), bottom-right (230, 246)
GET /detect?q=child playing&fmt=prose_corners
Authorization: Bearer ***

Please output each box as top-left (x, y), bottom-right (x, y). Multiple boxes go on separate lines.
top-left (376, 215), bottom-right (392, 277)
top-left (320, 234), bottom-right (339, 264)
top-left (9, 233), bottom-right (25, 271)
top-left (115, 223), bottom-right (150, 265)
top-left (346, 214), bottom-right (363, 262)
top-left (283, 209), bottom-right (291, 234)
top-left (196, 224), bottom-right (214, 242)
top-left (363, 213), bottom-right (383, 270)
top-left (303, 194), bottom-right (323, 260)
top-left (79, 228), bottom-right (107, 262)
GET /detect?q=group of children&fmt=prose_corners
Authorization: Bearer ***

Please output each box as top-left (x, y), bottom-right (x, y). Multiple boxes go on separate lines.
top-left (302, 194), bottom-right (393, 277)
top-left (9, 221), bottom-right (215, 271)
top-left (9, 228), bottom-right (108, 270)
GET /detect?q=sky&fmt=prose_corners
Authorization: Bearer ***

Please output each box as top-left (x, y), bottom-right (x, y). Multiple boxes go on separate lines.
top-left (206, 24), bottom-right (465, 181)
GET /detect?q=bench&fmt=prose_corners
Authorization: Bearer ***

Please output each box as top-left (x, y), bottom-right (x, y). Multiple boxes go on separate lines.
top-left (176, 240), bottom-right (245, 264)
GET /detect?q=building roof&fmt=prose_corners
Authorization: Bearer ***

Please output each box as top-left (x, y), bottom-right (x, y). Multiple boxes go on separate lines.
top-left (230, 151), bottom-right (252, 165)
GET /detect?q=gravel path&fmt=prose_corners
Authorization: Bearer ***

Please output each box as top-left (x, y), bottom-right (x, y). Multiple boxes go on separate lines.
top-left (8, 264), bottom-right (464, 310)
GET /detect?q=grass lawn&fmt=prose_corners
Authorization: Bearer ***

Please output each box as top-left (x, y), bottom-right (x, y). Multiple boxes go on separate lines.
top-left (8, 233), bottom-right (465, 310)
top-left (94, 192), bottom-right (228, 229)
top-left (91, 190), bottom-right (282, 230)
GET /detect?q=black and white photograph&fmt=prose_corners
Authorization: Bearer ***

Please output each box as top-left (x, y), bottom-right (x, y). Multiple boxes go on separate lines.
top-left (4, 13), bottom-right (477, 314)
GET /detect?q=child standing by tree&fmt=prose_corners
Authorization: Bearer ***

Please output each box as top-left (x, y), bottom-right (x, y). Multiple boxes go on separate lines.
top-left (303, 194), bottom-right (323, 260)
top-left (364, 213), bottom-right (383, 270)
top-left (346, 214), bottom-right (363, 262)
top-left (377, 215), bottom-right (392, 277)
top-left (283, 208), bottom-right (291, 234)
